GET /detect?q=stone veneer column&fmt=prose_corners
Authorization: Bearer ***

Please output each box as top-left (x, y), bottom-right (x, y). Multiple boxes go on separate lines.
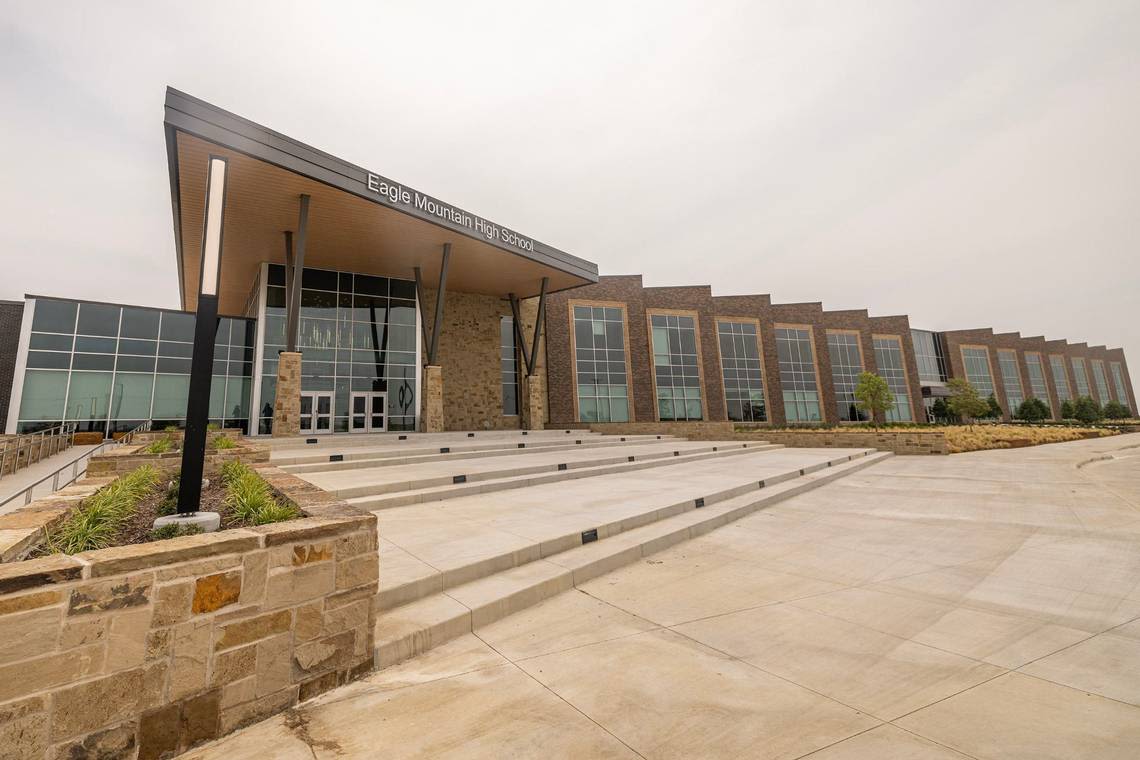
top-left (422, 365), bottom-right (444, 433)
top-left (521, 373), bottom-right (546, 430)
top-left (272, 352), bottom-right (302, 437)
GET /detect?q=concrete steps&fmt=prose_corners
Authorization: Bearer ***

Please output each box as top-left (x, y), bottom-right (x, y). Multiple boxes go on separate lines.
top-left (274, 433), bottom-right (674, 469)
top-left (373, 449), bottom-right (893, 667)
top-left (342, 442), bottom-right (782, 510)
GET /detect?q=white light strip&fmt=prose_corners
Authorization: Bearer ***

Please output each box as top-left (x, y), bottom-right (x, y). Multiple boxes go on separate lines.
top-left (200, 157), bottom-right (227, 296)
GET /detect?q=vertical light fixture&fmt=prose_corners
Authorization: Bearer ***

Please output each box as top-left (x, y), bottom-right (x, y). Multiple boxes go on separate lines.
top-left (173, 155), bottom-right (228, 521)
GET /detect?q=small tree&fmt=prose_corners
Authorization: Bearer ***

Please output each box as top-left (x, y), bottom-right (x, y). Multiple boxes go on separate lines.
top-left (1015, 398), bottom-right (1050, 422)
top-left (1073, 395), bottom-right (1103, 424)
top-left (854, 372), bottom-right (893, 424)
top-left (931, 397), bottom-right (951, 423)
top-left (1060, 399), bottom-right (1075, 419)
top-left (1102, 400), bottom-right (1129, 420)
top-left (946, 378), bottom-right (989, 423)
top-left (986, 394), bottom-right (1003, 420)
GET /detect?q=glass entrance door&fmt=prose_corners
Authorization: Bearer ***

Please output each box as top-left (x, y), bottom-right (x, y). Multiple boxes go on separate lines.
top-left (299, 391), bottom-right (333, 434)
top-left (350, 392), bottom-right (387, 433)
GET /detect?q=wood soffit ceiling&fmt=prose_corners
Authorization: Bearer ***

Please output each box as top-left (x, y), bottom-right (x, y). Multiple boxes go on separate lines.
top-left (175, 132), bottom-right (586, 313)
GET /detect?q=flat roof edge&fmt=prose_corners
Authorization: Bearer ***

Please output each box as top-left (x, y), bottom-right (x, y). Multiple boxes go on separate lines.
top-left (163, 87), bottom-right (598, 284)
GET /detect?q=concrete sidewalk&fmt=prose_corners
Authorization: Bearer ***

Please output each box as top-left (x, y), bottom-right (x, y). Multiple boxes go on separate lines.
top-left (186, 433), bottom-right (1140, 759)
top-left (0, 443), bottom-right (100, 514)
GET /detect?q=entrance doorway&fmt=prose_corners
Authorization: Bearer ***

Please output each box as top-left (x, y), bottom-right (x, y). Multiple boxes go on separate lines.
top-left (300, 391), bottom-right (333, 434)
top-left (350, 392), bottom-right (386, 433)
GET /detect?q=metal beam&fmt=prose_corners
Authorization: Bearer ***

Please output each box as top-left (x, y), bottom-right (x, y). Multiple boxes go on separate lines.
top-left (528, 277), bottom-right (548, 377)
top-left (428, 244), bottom-right (451, 366)
top-left (285, 195), bottom-right (310, 353)
top-left (508, 293), bottom-right (531, 373)
top-left (413, 266), bottom-right (431, 360)
top-left (283, 231), bottom-right (294, 348)
top-left (507, 277), bottom-right (548, 377)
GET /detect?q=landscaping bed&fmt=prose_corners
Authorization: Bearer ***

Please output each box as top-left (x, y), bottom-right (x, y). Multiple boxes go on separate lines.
top-left (36, 459), bottom-right (300, 554)
top-left (736, 423), bottom-right (1120, 454)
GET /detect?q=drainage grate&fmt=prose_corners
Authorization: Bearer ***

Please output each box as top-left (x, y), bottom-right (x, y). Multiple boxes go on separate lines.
top-left (758, 480), bottom-right (766, 488)
top-left (453, 475), bottom-right (467, 484)
top-left (440, 447), bottom-right (450, 454)
top-left (620, 437), bottom-right (626, 442)
top-left (398, 435), bottom-right (407, 441)
top-left (467, 432), bottom-right (475, 437)
top-left (558, 463), bottom-right (567, 471)
top-left (581, 528), bottom-right (598, 544)
top-left (305, 438), bottom-right (318, 445)
top-left (518, 443), bottom-right (526, 448)
top-left (674, 451), bottom-right (680, 457)
top-left (799, 469), bottom-right (805, 476)
top-left (575, 440), bottom-right (582, 445)
top-left (695, 497), bottom-right (705, 508)
top-left (329, 454), bottom-right (343, 462)
top-left (628, 456), bottom-right (635, 462)
top-left (712, 446), bottom-right (718, 452)
top-left (522, 431), bottom-right (528, 435)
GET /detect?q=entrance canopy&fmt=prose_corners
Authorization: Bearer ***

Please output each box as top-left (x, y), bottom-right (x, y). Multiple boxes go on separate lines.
top-left (164, 88), bottom-right (598, 314)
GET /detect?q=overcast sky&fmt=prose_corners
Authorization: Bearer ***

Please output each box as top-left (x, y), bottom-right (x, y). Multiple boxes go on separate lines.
top-left (3, 1), bottom-right (1138, 379)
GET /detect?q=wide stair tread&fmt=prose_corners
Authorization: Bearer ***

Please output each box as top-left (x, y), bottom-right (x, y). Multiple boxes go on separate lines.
top-left (374, 449), bottom-right (893, 668)
top-left (348, 443), bottom-right (781, 510)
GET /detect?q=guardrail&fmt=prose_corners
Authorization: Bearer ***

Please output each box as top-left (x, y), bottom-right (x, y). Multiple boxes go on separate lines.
top-left (0, 421), bottom-right (150, 510)
top-left (0, 423), bottom-right (77, 480)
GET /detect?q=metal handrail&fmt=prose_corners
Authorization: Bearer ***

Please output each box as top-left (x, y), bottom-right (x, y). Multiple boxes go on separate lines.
top-left (0, 423), bottom-right (78, 481)
top-left (0, 421), bottom-right (150, 510)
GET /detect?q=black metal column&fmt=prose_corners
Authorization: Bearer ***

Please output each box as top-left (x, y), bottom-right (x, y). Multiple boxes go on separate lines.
top-left (285, 195), bottom-right (310, 353)
top-left (177, 155), bottom-right (228, 514)
top-left (176, 293), bottom-right (219, 513)
top-left (413, 243), bottom-right (452, 366)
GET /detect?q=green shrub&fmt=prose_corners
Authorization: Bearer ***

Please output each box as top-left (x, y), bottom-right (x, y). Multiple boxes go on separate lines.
top-left (1103, 400), bottom-right (1131, 420)
top-left (44, 465), bottom-right (160, 554)
top-left (206, 422), bottom-right (220, 431)
top-left (1073, 395), bottom-right (1103, 424)
top-left (211, 436), bottom-right (236, 450)
top-left (1060, 399), bottom-right (1076, 419)
top-left (986, 394), bottom-right (1003, 419)
top-left (250, 501), bottom-right (301, 525)
top-left (143, 435), bottom-right (176, 454)
top-left (1015, 397), bottom-right (1051, 422)
top-left (150, 523), bottom-right (204, 541)
top-left (220, 459), bottom-right (250, 486)
top-left (164, 424), bottom-right (179, 433)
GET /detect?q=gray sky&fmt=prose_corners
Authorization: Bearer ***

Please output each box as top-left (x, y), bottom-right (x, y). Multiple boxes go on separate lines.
top-left (3, 1), bottom-right (1138, 375)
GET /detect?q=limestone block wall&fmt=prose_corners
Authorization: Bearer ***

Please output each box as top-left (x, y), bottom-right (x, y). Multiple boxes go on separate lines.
top-left (419, 289), bottom-right (543, 431)
top-left (0, 465), bottom-right (378, 759)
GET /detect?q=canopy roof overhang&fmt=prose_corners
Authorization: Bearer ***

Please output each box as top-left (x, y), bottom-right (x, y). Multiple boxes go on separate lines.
top-left (164, 88), bottom-right (598, 314)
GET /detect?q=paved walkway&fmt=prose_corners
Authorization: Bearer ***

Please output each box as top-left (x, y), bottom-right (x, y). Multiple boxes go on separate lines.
top-left (187, 433), bottom-right (1140, 759)
top-left (0, 443), bottom-right (100, 514)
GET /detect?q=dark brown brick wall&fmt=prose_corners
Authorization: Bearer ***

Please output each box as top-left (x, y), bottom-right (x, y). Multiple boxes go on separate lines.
top-left (0, 301), bottom-right (24, 432)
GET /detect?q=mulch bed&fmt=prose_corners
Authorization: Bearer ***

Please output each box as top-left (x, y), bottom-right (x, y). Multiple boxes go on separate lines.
top-left (115, 477), bottom-right (262, 546)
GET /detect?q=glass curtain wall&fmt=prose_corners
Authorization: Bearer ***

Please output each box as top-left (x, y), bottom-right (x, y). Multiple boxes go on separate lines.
top-left (775, 327), bottom-right (822, 422)
top-left (873, 336), bottom-right (913, 422)
top-left (573, 305), bottom-right (629, 422)
top-left (826, 332), bottom-right (867, 422)
top-left (17, 298), bottom-right (253, 435)
top-left (1091, 361), bottom-right (1111, 403)
top-left (961, 347), bottom-right (996, 397)
top-left (500, 317), bottom-right (519, 416)
top-left (911, 329), bottom-right (948, 383)
top-left (717, 321), bottom-right (766, 422)
top-left (1024, 353), bottom-right (1051, 413)
top-left (1071, 358), bottom-right (1091, 397)
top-left (1111, 363), bottom-right (1130, 411)
top-left (258, 265), bottom-right (418, 433)
top-left (651, 314), bottom-right (702, 421)
top-left (1050, 356), bottom-right (1072, 402)
top-left (997, 350), bottom-right (1024, 415)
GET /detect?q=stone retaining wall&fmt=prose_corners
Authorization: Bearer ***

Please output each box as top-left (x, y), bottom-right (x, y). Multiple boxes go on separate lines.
top-left (86, 435), bottom-right (267, 480)
top-left (744, 429), bottom-right (949, 455)
top-left (0, 464), bottom-right (378, 759)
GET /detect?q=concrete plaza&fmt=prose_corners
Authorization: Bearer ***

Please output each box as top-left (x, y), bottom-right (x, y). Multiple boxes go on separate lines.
top-left (187, 433), bottom-right (1140, 759)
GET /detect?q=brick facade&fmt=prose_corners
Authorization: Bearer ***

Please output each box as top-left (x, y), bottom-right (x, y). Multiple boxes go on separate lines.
top-left (944, 329), bottom-right (1136, 420)
top-left (0, 301), bottom-right (23, 432)
top-left (545, 275), bottom-right (1134, 427)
